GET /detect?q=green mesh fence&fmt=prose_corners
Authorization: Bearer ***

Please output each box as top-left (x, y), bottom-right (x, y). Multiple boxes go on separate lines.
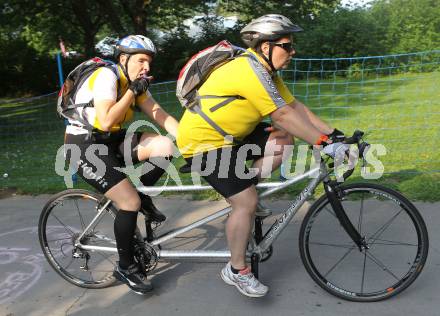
top-left (0, 50), bottom-right (439, 193)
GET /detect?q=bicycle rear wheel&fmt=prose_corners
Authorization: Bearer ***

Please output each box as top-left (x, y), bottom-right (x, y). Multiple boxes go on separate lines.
top-left (38, 189), bottom-right (119, 289)
top-left (299, 183), bottom-right (428, 302)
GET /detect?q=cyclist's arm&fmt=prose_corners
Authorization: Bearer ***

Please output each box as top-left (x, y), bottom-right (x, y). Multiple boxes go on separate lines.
top-left (92, 68), bottom-right (136, 131)
top-left (270, 104), bottom-right (325, 144)
top-left (137, 94), bottom-right (179, 138)
top-left (288, 99), bottom-right (333, 135)
top-left (94, 91), bottom-right (136, 132)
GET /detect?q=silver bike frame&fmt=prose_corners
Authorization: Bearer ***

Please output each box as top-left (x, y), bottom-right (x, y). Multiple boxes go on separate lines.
top-left (78, 162), bottom-right (327, 262)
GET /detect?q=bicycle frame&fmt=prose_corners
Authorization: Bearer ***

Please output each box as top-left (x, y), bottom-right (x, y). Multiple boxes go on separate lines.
top-left (77, 161), bottom-right (328, 262)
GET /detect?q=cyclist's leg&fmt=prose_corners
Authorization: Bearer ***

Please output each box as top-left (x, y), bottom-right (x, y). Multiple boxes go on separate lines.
top-left (105, 179), bottom-right (140, 210)
top-left (135, 133), bottom-right (174, 161)
top-left (226, 186), bottom-right (258, 270)
top-left (104, 179), bottom-right (140, 268)
top-left (189, 147), bottom-right (258, 267)
top-left (65, 132), bottom-right (151, 293)
top-left (243, 122), bottom-right (294, 179)
top-left (190, 147), bottom-right (268, 296)
top-left (118, 131), bottom-right (174, 222)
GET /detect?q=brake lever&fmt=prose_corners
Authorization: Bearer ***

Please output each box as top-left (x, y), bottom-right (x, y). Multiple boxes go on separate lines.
top-left (343, 130), bottom-right (364, 144)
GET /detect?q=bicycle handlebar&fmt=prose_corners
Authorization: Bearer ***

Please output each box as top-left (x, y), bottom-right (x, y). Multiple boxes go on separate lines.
top-left (327, 129), bottom-right (370, 181)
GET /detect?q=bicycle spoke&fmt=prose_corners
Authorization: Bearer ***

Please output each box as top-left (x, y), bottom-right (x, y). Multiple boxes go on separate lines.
top-left (309, 241), bottom-right (354, 249)
top-left (50, 214), bottom-right (76, 236)
top-left (323, 245), bottom-right (357, 277)
top-left (46, 236), bottom-right (72, 243)
top-left (372, 238), bottom-right (418, 247)
top-left (361, 250), bottom-right (367, 294)
top-left (89, 271), bottom-right (95, 282)
top-left (64, 256), bottom-right (76, 271)
top-left (358, 192), bottom-right (365, 235)
top-left (365, 250), bottom-right (400, 281)
top-left (74, 199), bottom-right (87, 231)
top-left (367, 209), bottom-right (404, 246)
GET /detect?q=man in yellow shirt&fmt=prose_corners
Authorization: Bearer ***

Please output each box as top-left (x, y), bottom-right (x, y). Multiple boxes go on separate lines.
top-left (177, 14), bottom-right (345, 297)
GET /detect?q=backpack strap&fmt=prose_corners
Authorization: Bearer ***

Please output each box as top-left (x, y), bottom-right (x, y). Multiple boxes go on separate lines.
top-left (184, 52), bottom-right (256, 145)
top-left (197, 95), bottom-right (244, 112)
top-left (191, 104), bottom-right (235, 145)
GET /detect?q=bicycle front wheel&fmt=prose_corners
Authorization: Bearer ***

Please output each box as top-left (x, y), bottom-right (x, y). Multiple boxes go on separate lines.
top-left (38, 189), bottom-right (119, 289)
top-left (299, 183), bottom-right (428, 302)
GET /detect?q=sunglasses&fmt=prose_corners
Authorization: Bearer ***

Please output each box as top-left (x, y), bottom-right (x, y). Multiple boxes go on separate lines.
top-left (271, 42), bottom-right (294, 52)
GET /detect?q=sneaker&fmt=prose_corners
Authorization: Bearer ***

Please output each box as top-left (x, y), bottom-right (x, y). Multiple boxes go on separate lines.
top-left (256, 202), bottom-right (272, 218)
top-left (114, 263), bottom-right (153, 294)
top-left (139, 194), bottom-right (166, 222)
top-left (220, 262), bottom-right (269, 297)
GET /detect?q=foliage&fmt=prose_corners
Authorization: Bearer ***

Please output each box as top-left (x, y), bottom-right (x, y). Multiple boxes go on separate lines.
top-left (371, 0), bottom-right (440, 54)
top-left (1, 0), bottom-right (440, 95)
top-left (216, 0), bottom-right (340, 23)
top-left (297, 6), bottom-right (388, 58)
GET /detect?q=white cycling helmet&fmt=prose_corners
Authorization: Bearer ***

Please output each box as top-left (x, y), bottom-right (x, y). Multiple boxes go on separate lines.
top-left (114, 35), bottom-right (157, 83)
top-left (115, 35), bottom-right (157, 57)
top-left (241, 14), bottom-right (303, 49)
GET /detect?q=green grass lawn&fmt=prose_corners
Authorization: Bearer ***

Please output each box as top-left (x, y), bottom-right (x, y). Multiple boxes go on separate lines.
top-left (0, 71), bottom-right (439, 201)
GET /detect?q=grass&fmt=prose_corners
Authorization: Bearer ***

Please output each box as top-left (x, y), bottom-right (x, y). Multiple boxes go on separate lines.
top-left (0, 71), bottom-right (439, 201)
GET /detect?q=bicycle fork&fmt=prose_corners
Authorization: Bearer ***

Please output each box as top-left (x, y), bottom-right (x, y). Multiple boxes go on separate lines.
top-left (324, 181), bottom-right (368, 251)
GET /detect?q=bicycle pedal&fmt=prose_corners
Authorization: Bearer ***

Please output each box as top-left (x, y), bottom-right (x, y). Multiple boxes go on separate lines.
top-left (145, 220), bottom-right (162, 231)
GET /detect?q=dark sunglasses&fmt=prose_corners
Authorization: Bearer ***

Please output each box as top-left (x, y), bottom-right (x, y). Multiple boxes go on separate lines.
top-left (271, 42), bottom-right (294, 52)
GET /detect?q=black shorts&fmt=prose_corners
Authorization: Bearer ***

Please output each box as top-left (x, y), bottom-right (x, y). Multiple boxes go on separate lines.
top-left (64, 130), bottom-right (142, 193)
top-left (184, 122), bottom-right (271, 198)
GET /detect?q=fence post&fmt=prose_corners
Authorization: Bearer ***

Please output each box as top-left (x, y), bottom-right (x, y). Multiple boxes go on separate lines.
top-left (56, 52), bottom-right (64, 87)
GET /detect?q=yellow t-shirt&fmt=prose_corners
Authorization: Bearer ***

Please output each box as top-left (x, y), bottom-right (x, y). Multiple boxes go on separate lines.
top-left (177, 48), bottom-right (295, 158)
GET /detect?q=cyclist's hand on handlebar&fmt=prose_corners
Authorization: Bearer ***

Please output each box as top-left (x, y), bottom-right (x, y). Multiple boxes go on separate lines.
top-left (322, 142), bottom-right (351, 159)
top-left (327, 128), bottom-right (345, 143)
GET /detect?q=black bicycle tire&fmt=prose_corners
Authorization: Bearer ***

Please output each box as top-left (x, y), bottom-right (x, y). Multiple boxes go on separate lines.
top-left (298, 182), bottom-right (429, 302)
top-left (39, 189), bottom-right (120, 289)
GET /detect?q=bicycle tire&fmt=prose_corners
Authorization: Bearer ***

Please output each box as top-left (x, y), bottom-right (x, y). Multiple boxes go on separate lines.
top-left (299, 183), bottom-right (428, 302)
top-left (39, 189), bottom-right (136, 289)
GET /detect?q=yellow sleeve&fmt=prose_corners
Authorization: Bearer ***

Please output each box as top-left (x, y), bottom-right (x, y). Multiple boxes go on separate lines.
top-left (274, 75), bottom-right (295, 104)
top-left (235, 58), bottom-right (293, 117)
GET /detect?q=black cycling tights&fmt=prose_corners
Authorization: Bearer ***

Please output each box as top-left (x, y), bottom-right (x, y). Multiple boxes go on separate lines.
top-left (140, 156), bottom-right (173, 187)
top-left (114, 210), bottom-right (138, 269)
top-left (114, 156), bottom-right (172, 269)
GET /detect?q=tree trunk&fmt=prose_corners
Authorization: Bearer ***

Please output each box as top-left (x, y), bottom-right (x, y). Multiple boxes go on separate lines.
top-left (71, 0), bottom-right (105, 57)
top-left (96, 0), bottom-right (126, 36)
top-left (118, 0), bottom-right (147, 35)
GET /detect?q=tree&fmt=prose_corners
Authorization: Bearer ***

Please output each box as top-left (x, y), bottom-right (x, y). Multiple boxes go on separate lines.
top-left (372, 0), bottom-right (440, 53)
top-left (216, 0), bottom-right (340, 24)
top-left (297, 6), bottom-right (387, 58)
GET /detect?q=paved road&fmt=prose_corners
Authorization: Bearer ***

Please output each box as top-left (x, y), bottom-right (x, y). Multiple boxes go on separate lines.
top-left (0, 194), bottom-right (439, 316)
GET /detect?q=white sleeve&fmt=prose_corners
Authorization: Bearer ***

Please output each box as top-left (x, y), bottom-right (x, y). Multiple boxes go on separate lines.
top-left (92, 68), bottom-right (118, 102)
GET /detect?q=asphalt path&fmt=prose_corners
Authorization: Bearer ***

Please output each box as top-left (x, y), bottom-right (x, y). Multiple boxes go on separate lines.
top-left (0, 194), bottom-right (439, 316)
